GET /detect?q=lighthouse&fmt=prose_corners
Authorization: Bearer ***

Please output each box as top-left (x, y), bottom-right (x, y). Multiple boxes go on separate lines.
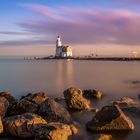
top-left (56, 36), bottom-right (62, 47)
top-left (55, 36), bottom-right (73, 58)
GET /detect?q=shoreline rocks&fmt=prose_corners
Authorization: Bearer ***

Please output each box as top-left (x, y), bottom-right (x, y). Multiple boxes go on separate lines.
top-left (63, 87), bottom-right (90, 110)
top-left (86, 105), bottom-right (134, 132)
top-left (0, 88), bottom-right (137, 139)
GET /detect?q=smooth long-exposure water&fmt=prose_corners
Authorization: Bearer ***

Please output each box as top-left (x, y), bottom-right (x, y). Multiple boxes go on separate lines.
top-left (0, 58), bottom-right (140, 140)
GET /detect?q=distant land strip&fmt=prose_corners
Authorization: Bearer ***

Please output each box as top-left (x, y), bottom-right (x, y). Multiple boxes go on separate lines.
top-left (35, 57), bottom-right (140, 61)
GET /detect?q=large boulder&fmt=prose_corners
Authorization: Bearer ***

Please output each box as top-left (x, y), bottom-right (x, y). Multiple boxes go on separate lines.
top-left (3, 113), bottom-right (47, 138)
top-left (63, 87), bottom-right (90, 110)
top-left (8, 92), bottom-right (48, 115)
top-left (38, 98), bottom-right (72, 123)
top-left (86, 105), bottom-right (134, 132)
top-left (83, 89), bottom-right (103, 99)
top-left (0, 97), bottom-right (9, 118)
top-left (0, 91), bottom-right (17, 106)
top-left (0, 117), bottom-right (3, 134)
top-left (35, 122), bottom-right (78, 140)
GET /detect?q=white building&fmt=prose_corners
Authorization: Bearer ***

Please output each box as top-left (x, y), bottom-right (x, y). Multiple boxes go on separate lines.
top-left (55, 36), bottom-right (73, 58)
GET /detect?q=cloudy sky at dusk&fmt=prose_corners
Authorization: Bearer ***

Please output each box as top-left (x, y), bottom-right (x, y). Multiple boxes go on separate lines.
top-left (1, 0), bottom-right (140, 56)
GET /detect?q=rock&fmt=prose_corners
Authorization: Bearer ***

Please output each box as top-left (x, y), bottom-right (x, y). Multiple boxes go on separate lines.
top-left (86, 105), bottom-right (134, 132)
top-left (63, 87), bottom-right (90, 110)
top-left (0, 97), bottom-right (9, 118)
top-left (98, 134), bottom-right (112, 140)
top-left (35, 122), bottom-right (78, 140)
top-left (8, 92), bottom-right (48, 115)
top-left (0, 92), bottom-right (18, 117)
top-left (0, 91), bottom-right (17, 106)
top-left (112, 97), bottom-right (137, 107)
top-left (3, 113), bottom-right (47, 138)
top-left (0, 117), bottom-right (3, 134)
top-left (20, 92), bottom-right (48, 105)
top-left (83, 89), bottom-right (103, 99)
top-left (38, 98), bottom-right (72, 123)
top-left (12, 100), bottom-right (39, 114)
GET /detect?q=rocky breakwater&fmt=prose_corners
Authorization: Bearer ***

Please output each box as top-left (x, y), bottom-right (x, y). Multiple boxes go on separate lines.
top-left (0, 87), bottom-right (137, 140)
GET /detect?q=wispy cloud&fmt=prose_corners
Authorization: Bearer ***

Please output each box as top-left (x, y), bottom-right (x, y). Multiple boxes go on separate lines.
top-left (0, 31), bottom-right (32, 35)
top-left (0, 38), bottom-right (54, 47)
top-left (17, 4), bottom-right (140, 46)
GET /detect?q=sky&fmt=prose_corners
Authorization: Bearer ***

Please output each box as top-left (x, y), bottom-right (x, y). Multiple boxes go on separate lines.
top-left (1, 0), bottom-right (140, 57)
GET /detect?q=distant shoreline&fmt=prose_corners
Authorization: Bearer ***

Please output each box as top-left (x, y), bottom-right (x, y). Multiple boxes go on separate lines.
top-left (34, 57), bottom-right (140, 61)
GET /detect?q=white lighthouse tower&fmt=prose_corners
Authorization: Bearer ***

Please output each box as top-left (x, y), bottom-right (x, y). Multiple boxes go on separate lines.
top-left (56, 36), bottom-right (62, 47)
top-left (55, 36), bottom-right (62, 57)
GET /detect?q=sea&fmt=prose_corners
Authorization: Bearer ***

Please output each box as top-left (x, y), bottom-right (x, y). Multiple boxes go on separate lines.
top-left (0, 58), bottom-right (140, 140)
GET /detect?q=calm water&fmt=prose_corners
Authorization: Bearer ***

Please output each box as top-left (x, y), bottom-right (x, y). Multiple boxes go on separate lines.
top-left (0, 59), bottom-right (140, 140)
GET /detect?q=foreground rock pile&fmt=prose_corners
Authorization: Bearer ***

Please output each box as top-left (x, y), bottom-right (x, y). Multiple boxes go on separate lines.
top-left (0, 87), bottom-right (137, 140)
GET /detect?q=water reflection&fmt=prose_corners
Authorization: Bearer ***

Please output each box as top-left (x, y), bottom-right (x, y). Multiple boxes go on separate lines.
top-left (55, 60), bottom-right (74, 93)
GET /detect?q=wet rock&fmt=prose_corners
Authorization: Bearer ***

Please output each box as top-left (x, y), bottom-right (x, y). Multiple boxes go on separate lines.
top-left (83, 89), bottom-right (103, 99)
top-left (0, 117), bottom-right (3, 134)
top-left (20, 92), bottom-right (48, 105)
top-left (86, 105), bottom-right (134, 132)
top-left (35, 122), bottom-right (78, 140)
top-left (10, 100), bottom-right (39, 115)
top-left (3, 113), bottom-right (47, 138)
top-left (112, 97), bottom-right (137, 107)
top-left (0, 91), bottom-right (17, 106)
top-left (63, 87), bottom-right (90, 110)
top-left (98, 134), bottom-right (112, 140)
top-left (38, 98), bottom-right (72, 123)
top-left (0, 97), bottom-right (9, 118)
top-left (8, 92), bottom-right (48, 115)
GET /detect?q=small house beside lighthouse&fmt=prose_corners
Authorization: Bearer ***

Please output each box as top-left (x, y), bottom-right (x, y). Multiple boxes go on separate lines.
top-left (55, 36), bottom-right (73, 58)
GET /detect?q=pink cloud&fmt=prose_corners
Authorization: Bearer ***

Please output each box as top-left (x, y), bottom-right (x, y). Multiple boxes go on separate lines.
top-left (20, 4), bottom-right (65, 21)
top-left (17, 4), bottom-right (140, 46)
